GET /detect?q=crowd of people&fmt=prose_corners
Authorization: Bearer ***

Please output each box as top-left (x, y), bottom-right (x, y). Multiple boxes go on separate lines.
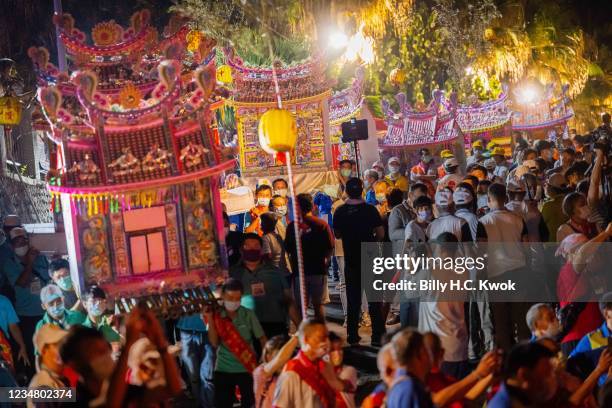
top-left (0, 114), bottom-right (610, 407)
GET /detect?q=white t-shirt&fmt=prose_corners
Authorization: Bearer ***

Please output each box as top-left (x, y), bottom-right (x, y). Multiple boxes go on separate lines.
top-left (427, 214), bottom-right (466, 242)
top-left (418, 269), bottom-right (468, 362)
top-left (273, 370), bottom-right (324, 408)
top-left (479, 209), bottom-right (527, 277)
top-left (454, 209), bottom-right (480, 241)
top-left (404, 220), bottom-right (428, 243)
top-left (262, 232), bottom-right (289, 273)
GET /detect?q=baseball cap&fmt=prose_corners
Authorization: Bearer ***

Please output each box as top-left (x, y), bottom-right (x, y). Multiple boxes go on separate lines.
top-left (372, 160), bottom-right (384, 170)
top-left (3, 215), bottom-right (21, 228)
top-left (444, 158), bottom-right (459, 169)
top-left (388, 156), bottom-right (401, 165)
top-left (435, 190), bottom-right (453, 206)
top-left (491, 147), bottom-right (506, 156)
top-left (453, 188), bottom-right (473, 205)
top-left (547, 173), bottom-right (567, 190)
top-left (40, 284), bottom-right (63, 305)
top-left (486, 141), bottom-right (498, 150)
top-left (33, 324), bottom-right (68, 353)
top-left (440, 149), bottom-right (454, 159)
top-left (9, 227), bottom-right (27, 240)
top-left (472, 140), bottom-right (483, 149)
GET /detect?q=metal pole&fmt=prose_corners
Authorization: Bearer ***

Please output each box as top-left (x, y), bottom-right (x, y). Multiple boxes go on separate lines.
top-left (53, 0), bottom-right (67, 72)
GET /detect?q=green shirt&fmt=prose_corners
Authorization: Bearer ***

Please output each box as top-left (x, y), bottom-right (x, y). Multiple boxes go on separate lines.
top-left (34, 310), bottom-right (86, 352)
top-left (82, 316), bottom-right (121, 343)
top-left (540, 194), bottom-right (568, 242)
top-left (230, 262), bottom-right (289, 324)
top-left (213, 306), bottom-right (264, 373)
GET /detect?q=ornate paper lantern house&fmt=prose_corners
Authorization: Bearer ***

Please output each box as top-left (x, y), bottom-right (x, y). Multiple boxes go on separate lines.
top-left (32, 11), bottom-right (231, 314)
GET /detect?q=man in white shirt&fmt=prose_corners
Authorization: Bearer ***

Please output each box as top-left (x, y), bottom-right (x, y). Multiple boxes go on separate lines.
top-left (479, 183), bottom-right (530, 350)
top-left (427, 191), bottom-right (472, 243)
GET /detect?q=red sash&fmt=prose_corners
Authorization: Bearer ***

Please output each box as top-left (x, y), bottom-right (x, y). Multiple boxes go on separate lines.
top-left (213, 312), bottom-right (258, 372)
top-left (283, 351), bottom-right (336, 408)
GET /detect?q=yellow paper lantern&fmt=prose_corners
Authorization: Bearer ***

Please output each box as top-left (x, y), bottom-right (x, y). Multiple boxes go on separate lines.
top-left (0, 97), bottom-right (21, 126)
top-left (216, 65), bottom-right (233, 84)
top-left (258, 109), bottom-right (297, 154)
top-left (389, 68), bottom-right (407, 86)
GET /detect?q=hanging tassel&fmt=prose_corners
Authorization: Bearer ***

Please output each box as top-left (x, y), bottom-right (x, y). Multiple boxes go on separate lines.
top-left (87, 195), bottom-right (93, 217)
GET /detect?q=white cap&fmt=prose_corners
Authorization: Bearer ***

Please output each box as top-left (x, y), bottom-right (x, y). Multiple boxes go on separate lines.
top-left (435, 190), bottom-right (453, 206)
top-left (33, 324), bottom-right (68, 353)
top-left (372, 160), bottom-right (384, 170)
top-left (453, 188), bottom-right (473, 205)
top-left (3, 215), bottom-right (21, 228)
top-left (388, 156), bottom-right (401, 165)
top-left (9, 227), bottom-right (27, 240)
top-left (444, 158), bottom-right (459, 169)
top-left (484, 158), bottom-right (496, 170)
top-left (40, 284), bottom-right (63, 305)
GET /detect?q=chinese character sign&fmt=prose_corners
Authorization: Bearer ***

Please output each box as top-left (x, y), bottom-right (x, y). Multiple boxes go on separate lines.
top-left (0, 97), bottom-right (21, 126)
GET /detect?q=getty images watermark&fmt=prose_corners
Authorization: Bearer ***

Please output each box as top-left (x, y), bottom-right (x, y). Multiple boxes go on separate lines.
top-left (360, 242), bottom-right (612, 303)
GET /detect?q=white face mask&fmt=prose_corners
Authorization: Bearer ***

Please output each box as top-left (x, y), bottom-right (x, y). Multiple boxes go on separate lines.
top-left (417, 209), bottom-right (432, 222)
top-left (541, 320), bottom-right (561, 338)
top-left (257, 197), bottom-right (271, 207)
top-left (388, 165), bottom-right (400, 174)
top-left (275, 206), bottom-right (288, 216)
top-left (274, 189), bottom-right (288, 197)
top-left (224, 300), bottom-right (240, 312)
top-left (14, 245), bottom-right (28, 257)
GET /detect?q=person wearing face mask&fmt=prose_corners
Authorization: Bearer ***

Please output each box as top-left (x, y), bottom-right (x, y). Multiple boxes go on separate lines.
top-left (205, 278), bottom-right (266, 408)
top-left (466, 140), bottom-right (485, 167)
top-left (60, 325), bottom-right (116, 407)
top-left (28, 324), bottom-right (69, 405)
top-left (557, 192), bottom-right (597, 242)
top-left (372, 160), bottom-right (385, 181)
top-left (329, 332), bottom-right (358, 408)
top-left (3, 227), bottom-right (50, 377)
top-left (436, 158), bottom-right (464, 193)
top-left (490, 147), bottom-right (509, 183)
top-left (372, 180), bottom-right (392, 217)
top-left (475, 179), bottom-right (492, 215)
top-left (363, 169), bottom-right (380, 206)
top-left (231, 233), bottom-right (300, 338)
top-left (269, 195), bottom-right (289, 238)
top-left (273, 318), bottom-right (352, 408)
top-left (245, 185), bottom-right (274, 236)
top-left (49, 259), bottom-right (80, 311)
top-left (253, 334), bottom-right (298, 408)
top-left (488, 343), bottom-right (558, 407)
top-left (82, 286), bottom-right (120, 345)
top-left (526, 303), bottom-right (561, 341)
top-left (338, 159), bottom-right (354, 189)
top-left (34, 285), bottom-right (85, 350)
top-left (261, 212), bottom-right (291, 283)
top-left (410, 149), bottom-right (436, 186)
top-left (272, 178), bottom-right (294, 222)
top-left (384, 156), bottom-right (409, 193)
top-left (427, 191), bottom-right (473, 243)
top-left (436, 149), bottom-right (454, 179)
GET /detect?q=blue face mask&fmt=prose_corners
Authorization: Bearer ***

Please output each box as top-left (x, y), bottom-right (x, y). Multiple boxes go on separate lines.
top-left (89, 301), bottom-right (105, 317)
top-left (48, 303), bottom-right (65, 319)
top-left (56, 276), bottom-right (73, 291)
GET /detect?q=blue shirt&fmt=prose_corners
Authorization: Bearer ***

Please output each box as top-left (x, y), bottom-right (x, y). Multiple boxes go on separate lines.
top-left (487, 383), bottom-right (511, 408)
top-left (2, 252), bottom-right (49, 316)
top-left (569, 322), bottom-right (611, 386)
top-left (0, 295), bottom-right (18, 338)
top-left (177, 314), bottom-right (207, 332)
top-left (385, 368), bottom-right (434, 408)
top-left (366, 189), bottom-right (378, 206)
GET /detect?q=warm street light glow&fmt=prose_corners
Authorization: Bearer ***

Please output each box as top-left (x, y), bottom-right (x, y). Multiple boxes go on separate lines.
top-left (329, 31), bottom-right (349, 49)
top-left (344, 23), bottom-right (375, 64)
top-left (517, 85), bottom-right (539, 104)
